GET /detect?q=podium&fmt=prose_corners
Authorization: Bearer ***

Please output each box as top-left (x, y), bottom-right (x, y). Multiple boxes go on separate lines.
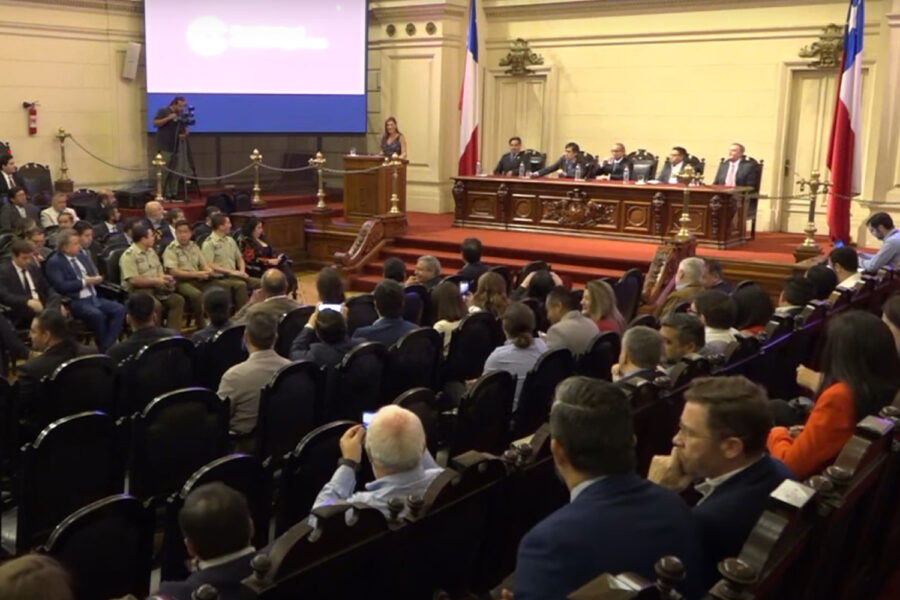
top-left (342, 154), bottom-right (407, 221)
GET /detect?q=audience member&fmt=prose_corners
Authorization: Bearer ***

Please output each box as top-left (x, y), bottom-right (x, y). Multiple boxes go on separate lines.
top-left (484, 302), bottom-right (547, 409)
top-left (691, 290), bottom-right (738, 355)
top-left (732, 284), bottom-right (774, 334)
top-left (217, 312), bottom-right (291, 436)
top-left (191, 286), bottom-right (233, 345)
top-left (351, 279), bottom-right (417, 346)
top-left (160, 206), bottom-right (184, 247)
top-left (0, 239), bottom-right (61, 327)
top-left (655, 257), bottom-right (706, 318)
top-left (24, 227), bottom-right (52, 262)
top-left (654, 376), bottom-right (792, 568)
top-left (882, 293), bottom-right (900, 354)
top-left (202, 214), bottom-right (259, 308)
top-left (544, 286), bottom-right (599, 354)
top-left (509, 376), bottom-right (703, 600)
top-left (192, 206), bottom-right (221, 241)
top-left (0, 554), bottom-right (75, 600)
top-left (612, 326), bottom-right (665, 386)
top-left (163, 219), bottom-right (217, 328)
top-left (46, 212), bottom-right (74, 249)
top-left (382, 256), bottom-right (406, 283)
top-left (316, 266), bottom-right (346, 305)
top-left (0, 313), bottom-right (28, 373)
top-left (313, 405), bottom-right (443, 518)
top-left (703, 259), bottom-right (732, 293)
top-left (805, 264), bottom-right (837, 300)
top-left (511, 268), bottom-right (559, 302)
top-left (768, 310), bottom-right (900, 479)
top-left (73, 220), bottom-right (101, 269)
top-left (0, 186), bottom-right (39, 233)
top-left (0, 154), bottom-right (23, 197)
top-left (39, 192), bottom-right (79, 229)
top-left (456, 237), bottom-right (489, 283)
top-left (829, 246), bottom-right (862, 290)
top-left (45, 228), bottom-right (125, 352)
top-left (581, 279), bottom-right (625, 334)
top-left (141, 200), bottom-right (166, 241)
top-left (860, 212), bottom-right (900, 272)
top-left (238, 216), bottom-right (298, 296)
top-left (468, 270), bottom-right (509, 318)
top-left (106, 292), bottom-right (177, 364)
top-left (774, 275), bottom-right (815, 318)
top-left (119, 223), bottom-right (184, 330)
top-left (431, 280), bottom-right (468, 354)
top-left (93, 204), bottom-right (123, 247)
top-left (406, 255), bottom-right (442, 290)
top-left (234, 268), bottom-right (300, 322)
top-left (290, 307), bottom-right (359, 367)
top-left (659, 312), bottom-right (705, 367)
top-left (17, 310), bottom-right (90, 412)
top-left (155, 483), bottom-right (256, 600)
top-left (85, 189), bottom-right (116, 224)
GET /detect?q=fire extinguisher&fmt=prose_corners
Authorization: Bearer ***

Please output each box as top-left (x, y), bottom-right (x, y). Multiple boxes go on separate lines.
top-left (22, 102), bottom-right (38, 136)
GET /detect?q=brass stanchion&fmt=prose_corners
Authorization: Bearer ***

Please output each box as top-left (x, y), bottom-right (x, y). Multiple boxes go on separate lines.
top-left (386, 153), bottom-right (402, 214)
top-left (793, 171), bottom-right (829, 260)
top-left (308, 151), bottom-right (327, 210)
top-left (152, 153), bottom-right (166, 202)
top-left (54, 128), bottom-right (73, 192)
top-left (673, 164), bottom-right (700, 239)
top-left (250, 148), bottom-right (265, 208)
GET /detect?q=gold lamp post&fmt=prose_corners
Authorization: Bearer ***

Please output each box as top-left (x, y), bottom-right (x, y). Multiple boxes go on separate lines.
top-left (673, 164), bottom-right (699, 239)
top-left (250, 148), bottom-right (264, 207)
top-left (55, 128), bottom-right (72, 188)
top-left (384, 153), bottom-right (403, 214)
top-left (308, 151), bottom-right (327, 210)
top-left (152, 153), bottom-right (166, 201)
top-left (797, 171), bottom-right (829, 249)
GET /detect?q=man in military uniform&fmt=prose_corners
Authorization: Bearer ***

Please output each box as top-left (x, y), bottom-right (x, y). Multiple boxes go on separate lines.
top-left (120, 223), bottom-right (185, 330)
top-left (201, 213), bottom-right (259, 308)
top-left (163, 219), bottom-right (218, 328)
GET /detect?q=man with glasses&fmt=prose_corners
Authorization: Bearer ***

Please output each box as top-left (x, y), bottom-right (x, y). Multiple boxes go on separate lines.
top-left (592, 142), bottom-right (631, 181)
top-left (535, 142), bottom-right (584, 178)
top-left (658, 146), bottom-right (689, 184)
top-left (859, 212), bottom-right (900, 273)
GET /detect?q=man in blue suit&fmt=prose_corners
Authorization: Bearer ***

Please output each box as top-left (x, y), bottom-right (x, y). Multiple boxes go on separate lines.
top-left (509, 376), bottom-right (705, 600)
top-left (351, 279), bottom-right (417, 347)
top-left (45, 228), bottom-right (125, 352)
top-left (654, 375), bottom-right (793, 571)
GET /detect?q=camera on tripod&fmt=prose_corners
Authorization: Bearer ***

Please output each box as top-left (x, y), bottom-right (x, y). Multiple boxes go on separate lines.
top-left (176, 105), bottom-right (196, 126)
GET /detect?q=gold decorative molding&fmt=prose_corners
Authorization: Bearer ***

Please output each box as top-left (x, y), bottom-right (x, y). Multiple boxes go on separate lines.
top-left (4, 0), bottom-right (141, 13)
top-left (799, 24), bottom-right (844, 69)
top-left (499, 38), bottom-right (544, 76)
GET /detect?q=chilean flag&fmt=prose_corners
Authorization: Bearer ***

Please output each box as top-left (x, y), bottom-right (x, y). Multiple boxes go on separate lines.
top-left (826, 0), bottom-right (864, 243)
top-left (458, 0), bottom-right (479, 175)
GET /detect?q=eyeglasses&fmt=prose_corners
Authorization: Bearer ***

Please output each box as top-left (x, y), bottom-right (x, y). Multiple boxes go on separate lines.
top-left (675, 422), bottom-right (714, 439)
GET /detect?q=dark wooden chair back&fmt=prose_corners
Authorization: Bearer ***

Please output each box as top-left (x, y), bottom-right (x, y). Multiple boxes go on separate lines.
top-left (275, 305), bottom-right (315, 358)
top-left (576, 331), bottom-right (620, 381)
top-left (442, 311), bottom-right (504, 383)
top-left (624, 377), bottom-right (677, 476)
top-left (41, 494), bottom-right (153, 600)
top-left (668, 353), bottom-right (711, 389)
top-left (38, 354), bottom-right (118, 425)
top-left (522, 296), bottom-right (551, 335)
top-left (513, 348), bottom-right (575, 438)
top-left (514, 260), bottom-right (550, 288)
top-left (195, 324), bottom-right (247, 390)
top-left (386, 327), bottom-right (442, 399)
top-left (18, 162), bottom-right (53, 204)
top-left (625, 149), bottom-right (658, 181)
top-left (403, 284), bottom-right (431, 325)
top-left (130, 387), bottom-right (229, 504)
top-left (628, 314), bottom-right (659, 329)
top-left (394, 387), bottom-right (441, 456)
top-left (452, 370), bottom-right (515, 456)
top-left (257, 360), bottom-right (322, 465)
top-left (615, 268), bottom-right (644, 321)
top-left (329, 342), bottom-right (388, 420)
top-left (102, 246), bottom-right (128, 285)
top-left (345, 293), bottom-right (378, 335)
top-left (122, 336), bottom-right (196, 414)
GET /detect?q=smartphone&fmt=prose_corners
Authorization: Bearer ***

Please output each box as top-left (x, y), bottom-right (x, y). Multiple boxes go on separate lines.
top-left (362, 411), bottom-right (376, 429)
top-left (459, 280), bottom-right (470, 295)
top-left (833, 239), bottom-right (845, 248)
top-left (318, 302), bottom-right (343, 312)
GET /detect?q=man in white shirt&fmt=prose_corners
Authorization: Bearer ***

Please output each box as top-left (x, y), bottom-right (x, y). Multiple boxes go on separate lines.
top-left (0, 155), bottom-right (22, 197)
top-left (39, 192), bottom-right (79, 229)
top-left (828, 246), bottom-right (862, 290)
top-left (0, 186), bottom-right (40, 232)
top-left (658, 146), bottom-right (689, 183)
top-left (690, 290), bottom-right (738, 356)
top-left (859, 212), bottom-right (900, 273)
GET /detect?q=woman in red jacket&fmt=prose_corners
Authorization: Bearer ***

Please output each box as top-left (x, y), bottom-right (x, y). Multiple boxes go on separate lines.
top-left (767, 310), bottom-right (900, 479)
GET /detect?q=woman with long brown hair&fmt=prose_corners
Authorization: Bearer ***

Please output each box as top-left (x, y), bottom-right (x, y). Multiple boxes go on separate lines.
top-left (380, 116), bottom-right (408, 159)
top-left (468, 271), bottom-right (509, 319)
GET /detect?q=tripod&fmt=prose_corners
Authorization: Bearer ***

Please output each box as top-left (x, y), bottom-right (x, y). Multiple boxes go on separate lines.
top-left (174, 128), bottom-right (201, 203)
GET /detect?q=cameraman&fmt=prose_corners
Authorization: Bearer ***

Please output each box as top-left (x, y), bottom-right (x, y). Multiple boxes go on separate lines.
top-left (152, 96), bottom-right (187, 199)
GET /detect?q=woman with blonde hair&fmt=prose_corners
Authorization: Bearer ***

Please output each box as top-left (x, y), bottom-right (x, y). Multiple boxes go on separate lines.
top-left (582, 279), bottom-right (626, 334)
top-left (0, 554), bottom-right (74, 600)
top-left (468, 271), bottom-right (509, 319)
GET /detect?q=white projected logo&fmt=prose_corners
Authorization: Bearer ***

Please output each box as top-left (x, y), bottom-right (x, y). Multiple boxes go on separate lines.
top-left (186, 16), bottom-right (329, 57)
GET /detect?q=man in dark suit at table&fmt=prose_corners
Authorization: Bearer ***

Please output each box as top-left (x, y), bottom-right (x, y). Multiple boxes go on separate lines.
top-left (535, 142), bottom-right (585, 178)
top-left (0, 155), bottom-right (24, 199)
top-left (351, 279), bottom-right (417, 347)
top-left (0, 239), bottom-right (62, 328)
top-left (713, 143), bottom-right (761, 190)
top-left (508, 376), bottom-right (704, 600)
top-left (0, 187), bottom-right (40, 233)
top-left (592, 142), bottom-right (632, 181)
top-left (493, 136), bottom-right (525, 175)
top-left (657, 146), bottom-right (690, 184)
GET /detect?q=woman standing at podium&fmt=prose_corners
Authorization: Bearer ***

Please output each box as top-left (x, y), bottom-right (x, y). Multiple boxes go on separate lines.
top-left (380, 116), bottom-right (407, 159)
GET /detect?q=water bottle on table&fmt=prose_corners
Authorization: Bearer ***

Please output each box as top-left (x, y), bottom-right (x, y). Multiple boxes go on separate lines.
top-left (622, 166), bottom-right (630, 183)
top-left (518, 162), bottom-right (526, 178)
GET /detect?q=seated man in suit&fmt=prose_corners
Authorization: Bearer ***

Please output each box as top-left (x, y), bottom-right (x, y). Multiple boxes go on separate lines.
top-left (233, 268), bottom-right (300, 322)
top-left (156, 483), bottom-right (256, 600)
top-left (39, 192), bottom-right (79, 229)
top-left (0, 187), bottom-right (40, 233)
top-left (0, 239), bottom-right (62, 328)
top-left (509, 377), bottom-right (704, 600)
top-left (73, 220), bottom-right (101, 269)
top-left (0, 155), bottom-right (24, 199)
top-left (592, 142), bottom-right (631, 181)
top-left (405, 255), bottom-right (442, 290)
top-left (202, 213), bottom-right (259, 309)
top-left (217, 311), bottom-right (291, 436)
top-left (829, 246), bottom-right (862, 290)
top-left (24, 227), bottom-right (52, 263)
top-left (657, 146), bottom-right (690, 184)
top-left (191, 286), bottom-right (232, 345)
top-left (703, 258), bottom-right (732, 293)
top-left (456, 237), bottom-right (489, 283)
top-left (859, 211), bottom-right (900, 273)
top-left (652, 376), bottom-right (793, 568)
top-left (141, 200), bottom-right (166, 242)
top-left (17, 309), bottom-right (91, 412)
top-left (774, 275), bottom-right (815, 318)
top-left (92, 205), bottom-right (123, 248)
top-left (193, 206), bottom-right (221, 242)
top-left (611, 325), bottom-right (666, 386)
top-left (313, 405), bottom-right (443, 519)
top-left (691, 290), bottom-right (739, 356)
top-left (660, 312), bottom-right (705, 369)
top-left (713, 142), bottom-right (760, 190)
top-left (159, 207), bottom-right (183, 249)
top-left (494, 136), bottom-right (525, 175)
top-left (535, 142), bottom-right (584, 178)
top-left (382, 256), bottom-right (406, 283)
top-left (106, 292), bottom-right (178, 364)
top-left (46, 212), bottom-right (75, 249)
top-left (290, 306), bottom-right (360, 367)
top-left (163, 219), bottom-right (219, 329)
top-left (544, 286), bottom-right (599, 355)
top-left (120, 223), bottom-right (184, 330)
top-left (45, 229), bottom-right (125, 352)
top-left (84, 189), bottom-right (115, 224)
top-left (352, 279), bottom-right (418, 347)
top-left (654, 257), bottom-right (707, 318)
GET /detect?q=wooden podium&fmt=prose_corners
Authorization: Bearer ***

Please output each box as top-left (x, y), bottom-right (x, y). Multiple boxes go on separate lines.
top-left (342, 154), bottom-right (407, 222)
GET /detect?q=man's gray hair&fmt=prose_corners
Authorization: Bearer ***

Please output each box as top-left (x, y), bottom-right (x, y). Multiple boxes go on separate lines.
top-left (623, 325), bottom-right (663, 369)
top-left (418, 255), bottom-right (441, 278)
top-left (678, 257), bottom-right (705, 285)
top-left (365, 405), bottom-right (426, 472)
top-left (55, 228), bottom-right (79, 251)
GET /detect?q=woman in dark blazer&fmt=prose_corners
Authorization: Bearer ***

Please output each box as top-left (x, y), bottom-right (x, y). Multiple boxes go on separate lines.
top-left (238, 217), bottom-right (297, 297)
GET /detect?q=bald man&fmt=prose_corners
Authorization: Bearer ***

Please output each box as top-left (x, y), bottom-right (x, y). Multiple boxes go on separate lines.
top-left (232, 268), bottom-right (301, 323)
top-left (313, 405), bottom-right (444, 519)
top-left (142, 200), bottom-right (166, 243)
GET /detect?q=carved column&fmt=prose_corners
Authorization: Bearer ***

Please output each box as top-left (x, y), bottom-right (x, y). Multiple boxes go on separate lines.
top-left (709, 195), bottom-right (723, 239)
top-left (452, 179), bottom-right (466, 220)
top-left (651, 192), bottom-right (666, 236)
top-left (496, 183), bottom-right (510, 223)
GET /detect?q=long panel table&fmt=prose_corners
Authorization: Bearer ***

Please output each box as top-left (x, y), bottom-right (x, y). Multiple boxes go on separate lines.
top-left (451, 175), bottom-right (753, 248)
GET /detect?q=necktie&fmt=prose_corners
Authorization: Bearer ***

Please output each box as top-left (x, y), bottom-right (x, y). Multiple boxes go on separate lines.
top-left (6, 174), bottom-right (13, 188)
top-left (20, 268), bottom-right (34, 299)
top-left (725, 161), bottom-right (738, 186)
top-left (71, 257), bottom-right (95, 296)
